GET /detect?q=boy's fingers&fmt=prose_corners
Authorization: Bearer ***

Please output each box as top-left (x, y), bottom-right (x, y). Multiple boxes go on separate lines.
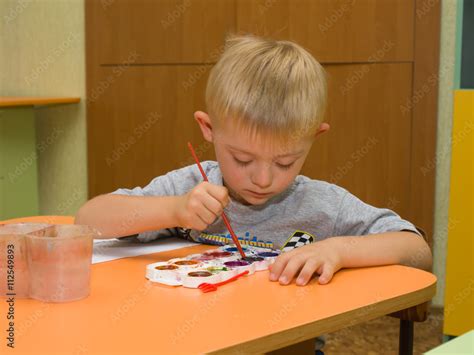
top-left (278, 257), bottom-right (305, 285)
top-left (296, 260), bottom-right (320, 286)
top-left (196, 203), bottom-right (216, 225)
top-left (269, 253), bottom-right (291, 281)
top-left (206, 184), bottom-right (229, 207)
top-left (318, 263), bottom-right (335, 285)
top-left (201, 194), bottom-right (223, 217)
top-left (192, 214), bottom-right (208, 231)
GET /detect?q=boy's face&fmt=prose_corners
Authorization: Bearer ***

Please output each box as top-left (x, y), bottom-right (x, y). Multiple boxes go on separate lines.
top-left (196, 112), bottom-right (318, 206)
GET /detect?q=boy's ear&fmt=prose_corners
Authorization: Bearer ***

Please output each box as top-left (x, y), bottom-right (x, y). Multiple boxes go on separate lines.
top-left (194, 111), bottom-right (213, 142)
top-left (315, 122), bottom-right (330, 138)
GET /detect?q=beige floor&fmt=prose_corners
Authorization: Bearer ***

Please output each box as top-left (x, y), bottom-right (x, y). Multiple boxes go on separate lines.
top-left (324, 307), bottom-right (444, 354)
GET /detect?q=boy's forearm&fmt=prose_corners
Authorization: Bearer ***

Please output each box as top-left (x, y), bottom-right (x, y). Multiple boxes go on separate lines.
top-left (333, 232), bottom-right (432, 271)
top-left (75, 194), bottom-right (179, 238)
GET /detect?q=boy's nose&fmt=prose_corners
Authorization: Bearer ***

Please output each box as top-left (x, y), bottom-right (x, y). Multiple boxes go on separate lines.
top-left (250, 167), bottom-right (272, 190)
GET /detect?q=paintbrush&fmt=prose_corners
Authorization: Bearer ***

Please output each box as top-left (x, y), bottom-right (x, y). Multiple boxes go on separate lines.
top-left (187, 142), bottom-right (246, 259)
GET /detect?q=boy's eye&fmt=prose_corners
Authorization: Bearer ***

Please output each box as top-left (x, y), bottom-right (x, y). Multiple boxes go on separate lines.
top-left (233, 157), bottom-right (251, 166)
top-left (276, 162), bottom-right (294, 170)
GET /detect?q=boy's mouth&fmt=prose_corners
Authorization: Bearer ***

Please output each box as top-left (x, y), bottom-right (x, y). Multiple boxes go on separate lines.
top-left (246, 190), bottom-right (272, 198)
top-left (224, 180), bottom-right (271, 205)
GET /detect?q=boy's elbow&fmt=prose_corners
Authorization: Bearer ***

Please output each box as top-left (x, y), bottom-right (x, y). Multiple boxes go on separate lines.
top-left (403, 236), bottom-right (433, 271)
top-left (75, 197), bottom-right (103, 228)
top-left (75, 203), bottom-right (91, 226)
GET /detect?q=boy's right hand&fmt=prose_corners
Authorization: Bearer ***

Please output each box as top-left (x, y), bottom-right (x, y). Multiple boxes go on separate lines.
top-left (173, 182), bottom-right (230, 231)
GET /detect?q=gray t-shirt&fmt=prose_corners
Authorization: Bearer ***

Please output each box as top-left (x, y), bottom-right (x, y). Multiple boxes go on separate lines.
top-left (111, 161), bottom-right (420, 250)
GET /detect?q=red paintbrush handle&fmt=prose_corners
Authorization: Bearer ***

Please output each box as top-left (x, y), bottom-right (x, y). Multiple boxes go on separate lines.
top-left (220, 213), bottom-right (246, 257)
top-left (213, 270), bottom-right (249, 286)
top-left (187, 142), bottom-right (246, 258)
top-left (188, 142), bottom-right (209, 182)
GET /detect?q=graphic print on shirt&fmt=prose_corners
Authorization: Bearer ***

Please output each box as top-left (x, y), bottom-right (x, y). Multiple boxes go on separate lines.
top-left (195, 231), bottom-right (275, 249)
top-left (280, 230), bottom-right (315, 252)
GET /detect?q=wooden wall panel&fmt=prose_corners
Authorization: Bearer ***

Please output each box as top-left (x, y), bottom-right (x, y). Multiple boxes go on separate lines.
top-left (302, 63), bottom-right (413, 219)
top-left (237, 0), bottom-right (414, 63)
top-left (87, 65), bottom-right (215, 195)
top-left (95, 0), bottom-right (235, 64)
top-left (408, 0), bottom-right (441, 242)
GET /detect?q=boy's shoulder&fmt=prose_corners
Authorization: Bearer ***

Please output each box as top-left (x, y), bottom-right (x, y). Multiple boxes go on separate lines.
top-left (155, 160), bottom-right (221, 195)
top-left (292, 174), bottom-right (348, 199)
top-left (111, 161), bottom-right (220, 197)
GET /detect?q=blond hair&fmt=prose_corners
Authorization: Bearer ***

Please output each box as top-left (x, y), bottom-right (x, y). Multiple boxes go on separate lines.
top-left (206, 34), bottom-right (327, 143)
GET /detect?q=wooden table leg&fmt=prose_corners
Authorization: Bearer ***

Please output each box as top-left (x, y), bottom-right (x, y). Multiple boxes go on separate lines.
top-left (399, 319), bottom-right (414, 355)
top-left (391, 301), bottom-right (429, 355)
top-left (266, 338), bottom-right (315, 354)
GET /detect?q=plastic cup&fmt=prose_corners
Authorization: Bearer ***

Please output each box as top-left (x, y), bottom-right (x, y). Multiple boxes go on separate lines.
top-left (0, 223), bottom-right (50, 298)
top-left (26, 225), bottom-right (96, 302)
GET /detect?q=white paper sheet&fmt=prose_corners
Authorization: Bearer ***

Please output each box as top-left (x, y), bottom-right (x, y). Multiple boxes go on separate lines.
top-left (92, 237), bottom-right (197, 264)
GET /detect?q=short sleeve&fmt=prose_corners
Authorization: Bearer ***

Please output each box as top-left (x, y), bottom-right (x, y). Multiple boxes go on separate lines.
top-left (111, 174), bottom-right (175, 197)
top-left (108, 162), bottom-right (216, 242)
top-left (110, 162), bottom-right (212, 198)
top-left (333, 191), bottom-right (421, 237)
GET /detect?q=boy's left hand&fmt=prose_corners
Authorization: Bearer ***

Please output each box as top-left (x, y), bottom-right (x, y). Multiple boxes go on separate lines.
top-left (269, 238), bottom-right (343, 286)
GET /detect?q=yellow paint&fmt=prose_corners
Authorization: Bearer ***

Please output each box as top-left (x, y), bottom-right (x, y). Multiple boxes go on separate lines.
top-left (443, 90), bottom-right (474, 336)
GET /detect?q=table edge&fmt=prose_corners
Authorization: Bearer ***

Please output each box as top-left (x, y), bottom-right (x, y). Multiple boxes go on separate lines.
top-left (209, 278), bottom-right (437, 354)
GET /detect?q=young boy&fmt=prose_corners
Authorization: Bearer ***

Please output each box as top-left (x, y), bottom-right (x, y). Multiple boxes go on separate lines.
top-left (76, 35), bottom-right (432, 287)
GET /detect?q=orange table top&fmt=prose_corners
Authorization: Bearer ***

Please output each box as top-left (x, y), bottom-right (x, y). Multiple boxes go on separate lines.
top-left (0, 217), bottom-right (437, 353)
top-left (0, 215), bottom-right (74, 225)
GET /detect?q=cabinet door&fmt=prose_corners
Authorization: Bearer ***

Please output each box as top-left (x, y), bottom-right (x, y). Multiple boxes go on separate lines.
top-left (87, 65), bottom-right (215, 195)
top-left (88, 0), bottom-right (235, 64)
top-left (237, 0), bottom-right (414, 63)
top-left (301, 63), bottom-right (413, 219)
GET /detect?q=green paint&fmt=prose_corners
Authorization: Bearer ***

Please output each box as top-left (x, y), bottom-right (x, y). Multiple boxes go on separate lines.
top-left (0, 108), bottom-right (39, 220)
top-left (454, 0), bottom-right (464, 89)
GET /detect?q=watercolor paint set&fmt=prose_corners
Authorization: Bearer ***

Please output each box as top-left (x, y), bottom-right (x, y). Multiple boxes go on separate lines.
top-left (145, 245), bottom-right (281, 288)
